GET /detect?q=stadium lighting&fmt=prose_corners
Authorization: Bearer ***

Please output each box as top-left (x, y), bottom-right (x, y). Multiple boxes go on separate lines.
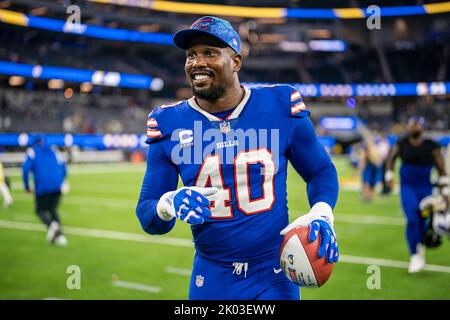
top-left (87, 0), bottom-right (450, 19)
top-left (29, 7), bottom-right (48, 16)
top-left (259, 34), bottom-right (286, 43)
top-left (254, 18), bottom-right (286, 24)
top-left (64, 88), bottom-right (74, 99)
top-left (138, 24), bottom-right (161, 32)
top-left (0, 1), bottom-right (10, 9)
top-left (307, 29), bottom-right (333, 39)
top-left (150, 78), bottom-right (164, 91)
top-left (279, 41), bottom-right (308, 52)
top-left (0, 61), bottom-right (157, 90)
top-left (48, 79), bottom-right (64, 90)
top-left (308, 40), bottom-right (347, 52)
top-left (17, 133), bottom-right (29, 146)
top-left (80, 82), bottom-right (93, 93)
top-left (319, 117), bottom-right (358, 131)
top-left (8, 76), bottom-right (25, 86)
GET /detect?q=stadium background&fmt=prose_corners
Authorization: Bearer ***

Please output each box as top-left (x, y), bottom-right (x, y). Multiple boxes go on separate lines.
top-left (0, 0), bottom-right (449, 299)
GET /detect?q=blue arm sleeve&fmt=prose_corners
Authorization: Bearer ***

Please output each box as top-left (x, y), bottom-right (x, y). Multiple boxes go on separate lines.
top-left (287, 117), bottom-right (339, 208)
top-left (136, 141), bottom-right (179, 235)
top-left (22, 156), bottom-right (33, 191)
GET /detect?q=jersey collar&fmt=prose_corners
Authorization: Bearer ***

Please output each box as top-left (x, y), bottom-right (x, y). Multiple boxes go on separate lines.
top-left (187, 87), bottom-right (251, 122)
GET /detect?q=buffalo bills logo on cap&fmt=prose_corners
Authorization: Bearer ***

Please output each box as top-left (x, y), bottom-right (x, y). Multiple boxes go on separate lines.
top-left (191, 17), bottom-right (215, 31)
top-left (173, 16), bottom-right (241, 54)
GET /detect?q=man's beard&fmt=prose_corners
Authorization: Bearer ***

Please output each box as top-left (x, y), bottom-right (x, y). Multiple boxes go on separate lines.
top-left (192, 84), bottom-right (226, 102)
top-left (411, 131), bottom-right (422, 139)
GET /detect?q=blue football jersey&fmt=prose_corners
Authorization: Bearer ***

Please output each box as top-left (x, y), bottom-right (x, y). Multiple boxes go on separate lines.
top-left (137, 84), bottom-right (337, 264)
top-left (22, 144), bottom-right (67, 196)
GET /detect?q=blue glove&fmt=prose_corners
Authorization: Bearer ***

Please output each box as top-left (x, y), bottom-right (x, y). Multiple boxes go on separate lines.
top-left (157, 187), bottom-right (218, 225)
top-left (280, 202), bottom-right (339, 264)
top-left (309, 219), bottom-right (339, 263)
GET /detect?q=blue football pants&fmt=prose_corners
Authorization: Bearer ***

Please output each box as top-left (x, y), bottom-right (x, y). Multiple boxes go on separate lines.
top-left (362, 163), bottom-right (382, 188)
top-left (189, 254), bottom-right (300, 300)
top-left (400, 184), bottom-right (432, 254)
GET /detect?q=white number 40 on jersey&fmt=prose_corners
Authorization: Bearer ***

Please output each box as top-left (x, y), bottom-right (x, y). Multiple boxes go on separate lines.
top-left (195, 148), bottom-right (276, 219)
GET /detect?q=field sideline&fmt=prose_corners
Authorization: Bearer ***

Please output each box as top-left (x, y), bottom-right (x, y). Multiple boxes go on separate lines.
top-left (1, 157), bottom-right (449, 299)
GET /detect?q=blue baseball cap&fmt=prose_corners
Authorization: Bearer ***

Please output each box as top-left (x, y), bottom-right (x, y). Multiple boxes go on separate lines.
top-left (173, 16), bottom-right (241, 53)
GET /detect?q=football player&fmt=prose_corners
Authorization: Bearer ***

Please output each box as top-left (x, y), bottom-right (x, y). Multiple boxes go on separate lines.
top-left (136, 16), bottom-right (339, 300)
top-left (357, 123), bottom-right (390, 201)
top-left (418, 182), bottom-right (449, 248)
top-left (385, 116), bottom-right (448, 273)
top-left (22, 135), bottom-right (68, 246)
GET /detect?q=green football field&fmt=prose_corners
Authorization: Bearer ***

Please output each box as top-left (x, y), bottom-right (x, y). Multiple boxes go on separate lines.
top-left (1, 157), bottom-right (449, 300)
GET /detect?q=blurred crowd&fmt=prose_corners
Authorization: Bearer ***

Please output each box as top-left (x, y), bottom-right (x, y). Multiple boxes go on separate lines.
top-left (0, 0), bottom-right (448, 136)
top-left (0, 6), bottom-right (448, 91)
top-left (1, 86), bottom-right (449, 136)
top-left (0, 88), bottom-right (149, 134)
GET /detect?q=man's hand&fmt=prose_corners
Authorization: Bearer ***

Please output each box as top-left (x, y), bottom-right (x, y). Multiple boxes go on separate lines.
top-left (385, 170), bottom-right (394, 190)
top-left (437, 176), bottom-right (449, 196)
top-left (157, 187), bottom-right (218, 225)
top-left (60, 181), bottom-right (70, 194)
top-left (280, 202), bottom-right (339, 263)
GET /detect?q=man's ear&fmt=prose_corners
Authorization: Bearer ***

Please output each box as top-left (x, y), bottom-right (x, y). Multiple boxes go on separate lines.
top-left (232, 53), bottom-right (243, 72)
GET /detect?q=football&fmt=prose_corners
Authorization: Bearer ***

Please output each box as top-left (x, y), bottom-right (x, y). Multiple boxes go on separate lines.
top-left (279, 226), bottom-right (333, 288)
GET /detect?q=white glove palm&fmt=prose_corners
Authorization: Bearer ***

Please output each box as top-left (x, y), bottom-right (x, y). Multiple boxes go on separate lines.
top-left (280, 202), bottom-right (338, 263)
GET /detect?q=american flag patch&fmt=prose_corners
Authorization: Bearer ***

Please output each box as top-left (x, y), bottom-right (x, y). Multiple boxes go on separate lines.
top-left (291, 101), bottom-right (306, 115)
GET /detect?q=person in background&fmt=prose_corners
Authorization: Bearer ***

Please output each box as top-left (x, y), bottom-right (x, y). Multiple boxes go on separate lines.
top-left (0, 161), bottom-right (13, 209)
top-left (385, 116), bottom-right (448, 273)
top-left (22, 135), bottom-right (68, 246)
top-left (376, 133), bottom-right (392, 195)
top-left (358, 122), bottom-right (384, 202)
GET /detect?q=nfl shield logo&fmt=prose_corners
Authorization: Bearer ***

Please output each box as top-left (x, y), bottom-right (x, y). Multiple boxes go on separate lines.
top-left (219, 121), bottom-right (231, 134)
top-left (195, 275), bottom-right (204, 287)
top-left (288, 254), bottom-right (294, 265)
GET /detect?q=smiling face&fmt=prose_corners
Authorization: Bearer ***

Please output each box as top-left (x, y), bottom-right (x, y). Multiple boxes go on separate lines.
top-left (184, 34), bottom-right (242, 102)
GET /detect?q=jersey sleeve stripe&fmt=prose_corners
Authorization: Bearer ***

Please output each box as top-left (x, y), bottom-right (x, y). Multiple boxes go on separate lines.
top-left (291, 101), bottom-right (307, 114)
top-left (147, 129), bottom-right (162, 138)
top-left (147, 118), bottom-right (158, 127)
top-left (161, 101), bottom-right (183, 109)
top-left (290, 91), bottom-right (301, 102)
